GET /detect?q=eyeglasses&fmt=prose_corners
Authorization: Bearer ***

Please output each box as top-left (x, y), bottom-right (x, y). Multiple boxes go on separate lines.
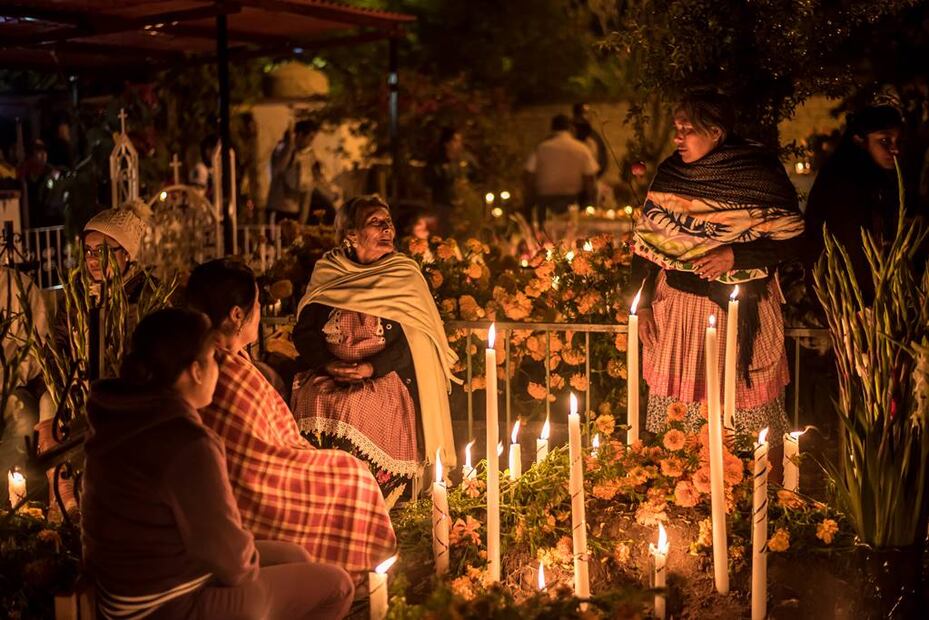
top-left (83, 246), bottom-right (127, 259)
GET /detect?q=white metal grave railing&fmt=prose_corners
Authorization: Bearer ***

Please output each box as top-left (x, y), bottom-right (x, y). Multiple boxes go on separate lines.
top-left (261, 315), bottom-right (829, 444)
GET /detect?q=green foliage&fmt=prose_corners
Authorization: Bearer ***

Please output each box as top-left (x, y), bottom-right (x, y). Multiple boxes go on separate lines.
top-left (0, 269), bottom-right (40, 429)
top-left (599, 0), bottom-right (922, 147)
top-left (812, 162), bottom-right (929, 547)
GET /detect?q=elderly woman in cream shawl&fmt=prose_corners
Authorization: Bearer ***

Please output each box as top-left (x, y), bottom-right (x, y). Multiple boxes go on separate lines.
top-left (291, 195), bottom-right (457, 487)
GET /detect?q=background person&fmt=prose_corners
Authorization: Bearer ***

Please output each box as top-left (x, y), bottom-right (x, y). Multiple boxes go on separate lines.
top-left (82, 308), bottom-right (354, 620)
top-left (523, 114), bottom-right (599, 227)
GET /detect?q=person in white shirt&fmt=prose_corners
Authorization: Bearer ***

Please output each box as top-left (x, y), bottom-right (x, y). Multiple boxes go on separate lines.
top-left (523, 114), bottom-right (599, 226)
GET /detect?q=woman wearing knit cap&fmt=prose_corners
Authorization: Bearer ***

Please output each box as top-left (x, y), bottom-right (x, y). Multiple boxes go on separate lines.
top-left (629, 90), bottom-right (805, 446)
top-left (805, 104), bottom-right (905, 305)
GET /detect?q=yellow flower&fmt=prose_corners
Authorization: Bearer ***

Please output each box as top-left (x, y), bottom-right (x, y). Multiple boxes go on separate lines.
top-left (595, 414), bottom-right (615, 436)
top-left (450, 575), bottom-right (477, 600)
top-left (816, 519), bottom-right (839, 545)
top-left (767, 528), bottom-right (790, 552)
top-left (697, 518), bottom-right (713, 548)
top-left (666, 401), bottom-right (688, 422)
top-left (570, 373), bottom-right (589, 392)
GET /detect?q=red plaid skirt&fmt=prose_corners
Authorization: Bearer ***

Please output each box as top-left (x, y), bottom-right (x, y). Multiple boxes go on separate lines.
top-left (643, 274), bottom-right (789, 436)
top-left (292, 310), bottom-right (419, 477)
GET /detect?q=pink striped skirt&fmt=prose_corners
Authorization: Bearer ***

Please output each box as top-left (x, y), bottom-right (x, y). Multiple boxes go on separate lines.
top-left (642, 274), bottom-right (789, 441)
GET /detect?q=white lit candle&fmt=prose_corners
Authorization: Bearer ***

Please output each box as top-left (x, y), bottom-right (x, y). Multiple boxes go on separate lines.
top-left (508, 420), bottom-right (522, 481)
top-left (369, 555), bottom-right (397, 620)
top-left (538, 561), bottom-right (546, 591)
top-left (462, 440), bottom-right (476, 481)
top-left (627, 286), bottom-right (642, 445)
top-left (650, 522), bottom-right (670, 619)
top-left (485, 324), bottom-right (501, 582)
top-left (7, 469), bottom-right (26, 509)
top-left (536, 415), bottom-right (550, 464)
top-left (432, 449), bottom-right (449, 576)
top-left (782, 431), bottom-right (801, 492)
top-left (568, 393), bottom-right (591, 600)
top-left (591, 433), bottom-right (600, 458)
top-left (724, 286), bottom-right (740, 429)
top-left (705, 315), bottom-right (730, 594)
top-left (752, 428), bottom-right (770, 620)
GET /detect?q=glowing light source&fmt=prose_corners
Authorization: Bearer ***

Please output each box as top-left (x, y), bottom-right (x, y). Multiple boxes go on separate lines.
top-left (375, 555), bottom-right (398, 574)
top-left (485, 192), bottom-right (495, 204)
top-left (491, 207), bottom-right (504, 218)
top-left (540, 416), bottom-right (550, 440)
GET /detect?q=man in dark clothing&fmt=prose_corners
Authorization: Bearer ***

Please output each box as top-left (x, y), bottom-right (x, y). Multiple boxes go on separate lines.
top-left (805, 105), bottom-right (905, 304)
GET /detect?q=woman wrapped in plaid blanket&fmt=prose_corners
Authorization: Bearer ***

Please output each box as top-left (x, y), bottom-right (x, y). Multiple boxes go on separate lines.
top-left (291, 195), bottom-right (459, 486)
top-left (186, 259), bottom-right (396, 578)
top-left (630, 90), bottom-right (807, 446)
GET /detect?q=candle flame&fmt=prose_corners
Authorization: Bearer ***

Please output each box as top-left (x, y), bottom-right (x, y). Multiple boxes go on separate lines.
top-left (511, 420), bottom-right (521, 444)
top-left (731, 285), bottom-right (740, 300)
top-left (789, 429), bottom-right (805, 439)
top-left (465, 440), bottom-right (474, 467)
top-left (435, 449), bottom-right (443, 483)
top-left (566, 250), bottom-right (575, 262)
top-left (538, 561), bottom-right (546, 589)
top-left (631, 287), bottom-right (643, 315)
top-left (592, 434), bottom-right (600, 450)
top-left (708, 314), bottom-right (716, 328)
top-left (10, 471), bottom-right (24, 483)
top-left (497, 441), bottom-right (504, 456)
top-left (488, 323), bottom-right (496, 349)
top-left (540, 416), bottom-right (550, 440)
top-left (758, 427), bottom-right (769, 444)
top-left (583, 240), bottom-right (593, 252)
top-left (657, 522), bottom-right (669, 552)
top-left (570, 392), bottom-right (578, 416)
top-left (375, 554), bottom-right (398, 574)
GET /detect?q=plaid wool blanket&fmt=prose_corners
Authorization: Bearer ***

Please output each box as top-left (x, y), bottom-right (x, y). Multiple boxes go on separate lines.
top-left (198, 350), bottom-right (397, 574)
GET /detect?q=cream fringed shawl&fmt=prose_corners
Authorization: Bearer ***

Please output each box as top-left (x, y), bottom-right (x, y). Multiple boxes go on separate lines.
top-left (297, 248), bottom-right (459, 466)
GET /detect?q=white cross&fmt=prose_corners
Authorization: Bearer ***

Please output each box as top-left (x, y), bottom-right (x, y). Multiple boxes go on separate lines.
top-left (118, 108), bottom-right (128, 135)
top-left (169, 153), bottom-right (182, 185)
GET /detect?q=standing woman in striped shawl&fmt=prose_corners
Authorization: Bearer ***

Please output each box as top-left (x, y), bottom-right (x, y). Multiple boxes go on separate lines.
top-left (630, 90), bottom-right (806, 449)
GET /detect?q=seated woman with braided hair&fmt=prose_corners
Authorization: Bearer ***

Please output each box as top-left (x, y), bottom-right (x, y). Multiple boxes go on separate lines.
top-left (630, 90), bottom-right (806, 452)
top-left (81, 308), bottom-right (354, 619)
top-left (291, 194), bottom-right (459, 490)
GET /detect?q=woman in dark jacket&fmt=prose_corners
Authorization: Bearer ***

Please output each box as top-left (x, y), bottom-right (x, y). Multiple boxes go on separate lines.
top-left (805, 105), bottom-right (904, 304)
top-left (82, 308), bottom-right (354, 619)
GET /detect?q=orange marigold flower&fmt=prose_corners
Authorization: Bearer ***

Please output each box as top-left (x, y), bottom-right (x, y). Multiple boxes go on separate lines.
top-left (440, 298), bottom-right (457, 316)
top-left (767, 528), bottom-right (790, 552)
top-left (571, 255), bottom-right (593, 276)
top-left (692, 466), bottom-right (712, 494)
top-left (550, 373), bottom-right (565, 390)
top-left (458, 295), bottom-right (485, 321)
top-left (408, 237), bottom-right (429, 256)
top-left (595, 414), bottom-right (615, 436)
top-left (570, 373), bottom-right (589, 392)
top-left (592, 480), bottom-right (621, 500)
top-left (666, 401), bottom-right (688, 422)
top-left (673, 480), bottom-right (700, 507)
top-left (561, 348), bottom-right (586, 366)
top-left (777, 489), bottom-right (805, 510)
top-left (527, 382), bottom-right (548, 400)
top-left (723, 452), bottom-right (744, 486)
top-left (429, 269), bottom-right (444, 289)
top-left (698, 401), bottom-right (709, 419)
top-left (466, 262), bottom-right (483, 280)
top-left (607, 358), bottom-right (627, 379)
top-left (662, 429), bottom-right (687, 451)
top-left (464, 238), bottom-right (486, 254)
top-left (614, 333), bottom-right (628, 352)
top-left (436, 239), bottom-right (458, 260)
top-left (660, 456), bottom-right (684, 478)
top-left (816, 519), bottom-right (839, 545)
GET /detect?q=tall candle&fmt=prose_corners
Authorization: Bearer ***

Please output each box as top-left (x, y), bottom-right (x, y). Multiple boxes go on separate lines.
top-left (485, 324), bottom-right (501, 582)
top-left (752, 428), bottom-right (770, 620)
top-left (7, 469), bottom-right (26, 509)
top-left (650, 522), bottom-right (670, 619)
top-left (705, 315), bottom-right (730, 594)
top-left (536, 416), bottom-right (550, 464)
top-left (782, 431), bottom-right (801, 492)
top-left (508, 420), bottom-right (522, 481)
top-left (369, 555), bottom-right (397, 620)
top-left (432, 449), bottom-right (449, 576)
top-left (568, 393), bottom-right (591, 600)
top-left (462, 440), bottom-right (476, 481)
top-left (627, 288), bottom-right (642, 445)
top-left (724, 286), bottom-right (740, 429)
